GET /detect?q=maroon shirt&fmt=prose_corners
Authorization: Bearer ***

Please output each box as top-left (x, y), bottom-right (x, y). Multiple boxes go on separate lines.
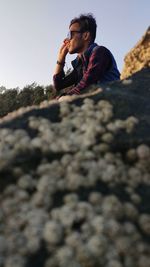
top-left (53, 43), bottom-right (115, 96)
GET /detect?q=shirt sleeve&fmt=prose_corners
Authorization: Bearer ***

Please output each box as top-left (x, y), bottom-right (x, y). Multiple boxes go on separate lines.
top-left (53, 69), bottom-right (77, 91)
top-left (67, 46), bottom-right (112, 95)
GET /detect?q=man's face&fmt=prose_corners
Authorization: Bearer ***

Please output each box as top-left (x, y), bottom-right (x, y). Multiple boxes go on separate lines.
top-left (67, 22), bottom-right (85, 54)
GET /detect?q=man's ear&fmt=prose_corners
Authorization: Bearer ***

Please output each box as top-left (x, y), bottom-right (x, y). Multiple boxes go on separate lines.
top-left (83, 31), bottom-right (90, 41)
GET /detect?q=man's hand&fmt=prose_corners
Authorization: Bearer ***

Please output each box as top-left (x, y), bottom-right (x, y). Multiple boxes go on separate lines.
top-left (54, 39), bottom-right (70, 75)
top-left (58, 95), bottom-right (71, 102)
top-left (58, 38), bottom-right (70, 63)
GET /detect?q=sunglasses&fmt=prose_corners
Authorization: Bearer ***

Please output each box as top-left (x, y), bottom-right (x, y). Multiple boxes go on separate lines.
top-left (67, 30), bottom-right (83, 40)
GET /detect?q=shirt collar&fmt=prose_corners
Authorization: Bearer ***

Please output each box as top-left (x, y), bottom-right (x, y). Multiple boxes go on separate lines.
top-left (71, 43), bottom-right (98, 68)
top-left (83, 42), bottom-right (98, 60)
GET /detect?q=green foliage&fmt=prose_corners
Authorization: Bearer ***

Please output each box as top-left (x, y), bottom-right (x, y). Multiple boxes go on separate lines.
top-left (0, 86), bottom-right (7, 93)
top-left (32, 86), bottom-right (45, 105)
top-left (16, 86), bottom-right (34, 108)
top-left (0, 83), bottom-right (56, 118)
top-left (0, 89), bottom-right (18, 117)
top-left (0, 67), bottom-right (74, 118)
top-left (45, 85), bottom-right (56, 99)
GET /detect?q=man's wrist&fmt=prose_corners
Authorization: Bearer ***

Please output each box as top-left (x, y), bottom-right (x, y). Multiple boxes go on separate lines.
top-left (57, 60), bottom-right (65, 67)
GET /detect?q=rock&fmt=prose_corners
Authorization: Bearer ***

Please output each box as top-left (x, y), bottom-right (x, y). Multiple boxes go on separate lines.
top-left (0, 30), bottom-right (150, 267)
top-left (121, 26), bottom-right (150, 79)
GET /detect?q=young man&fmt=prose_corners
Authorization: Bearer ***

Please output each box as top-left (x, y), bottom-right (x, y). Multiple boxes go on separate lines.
top-left (53, 13), bottom-right (120, 98)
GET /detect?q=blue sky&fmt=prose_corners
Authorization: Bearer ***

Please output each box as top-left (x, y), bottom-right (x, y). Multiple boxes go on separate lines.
top-left (0, 0), bottom-right (149, 89)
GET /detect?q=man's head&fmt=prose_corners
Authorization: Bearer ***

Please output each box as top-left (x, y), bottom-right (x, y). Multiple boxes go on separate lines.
top-left (67, 13), bottom-right (97, 54)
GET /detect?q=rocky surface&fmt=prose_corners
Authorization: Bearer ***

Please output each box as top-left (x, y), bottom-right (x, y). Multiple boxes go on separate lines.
top-left (0, 67), bottom-right (150, 267)
top-left (121, 26), bottom-right (150, 79)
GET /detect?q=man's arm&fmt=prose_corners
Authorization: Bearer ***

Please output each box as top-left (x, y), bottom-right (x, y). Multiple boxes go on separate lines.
top-left (67, 46), bottom-right (111, 95)
top-left (53, 38), bottom-right (77, 91)
top-left (54, 39), bottom-right (69, 75)
top-left (53, 69), bottom-right (77, 91)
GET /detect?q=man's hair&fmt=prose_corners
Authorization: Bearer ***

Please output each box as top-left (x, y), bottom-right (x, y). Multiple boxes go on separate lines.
top-left (69, 13), bottom-right (97, 43)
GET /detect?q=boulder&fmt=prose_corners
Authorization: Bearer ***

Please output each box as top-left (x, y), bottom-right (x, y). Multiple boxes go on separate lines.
top-left (0, 29), bottom-right (150, 267)
top-left (121, 26), bottom-right (150, 79)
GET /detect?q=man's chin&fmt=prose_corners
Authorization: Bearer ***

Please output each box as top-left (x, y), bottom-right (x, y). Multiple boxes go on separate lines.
top-left (68, 49), bottom-right (74, 54)
top-left (68, 47), bottom-right (78, 54)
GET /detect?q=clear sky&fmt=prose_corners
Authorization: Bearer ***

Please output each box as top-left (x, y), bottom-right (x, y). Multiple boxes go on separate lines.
top-left (0, 0), bottom-right (149, 89)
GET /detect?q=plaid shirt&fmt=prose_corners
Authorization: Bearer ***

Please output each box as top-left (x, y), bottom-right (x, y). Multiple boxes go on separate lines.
top-left (53, 43), bottom-right (120, 96)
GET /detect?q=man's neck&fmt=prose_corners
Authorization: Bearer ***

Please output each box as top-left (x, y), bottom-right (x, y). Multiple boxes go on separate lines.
top-left (78, 42), bottom-right (93, 57)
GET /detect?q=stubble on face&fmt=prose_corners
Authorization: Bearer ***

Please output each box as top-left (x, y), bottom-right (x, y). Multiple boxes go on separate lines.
top-left (68, 23), bottom-right (84, 54)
